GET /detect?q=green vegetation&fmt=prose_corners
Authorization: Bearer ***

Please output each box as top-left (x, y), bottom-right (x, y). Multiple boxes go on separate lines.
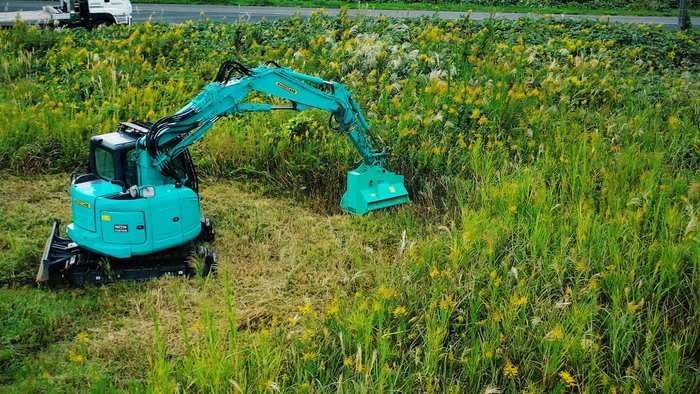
top-left (133, 0), bottom-right (700, 17)
top-left (3, 10), bottom-right (700, 393)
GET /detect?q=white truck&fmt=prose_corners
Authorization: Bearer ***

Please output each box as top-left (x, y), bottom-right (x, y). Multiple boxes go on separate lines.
top-left (0, 0), bottom-right (132, 29)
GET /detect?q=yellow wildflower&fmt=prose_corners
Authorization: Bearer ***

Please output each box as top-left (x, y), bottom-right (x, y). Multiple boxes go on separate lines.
top-left (503, 361), bottom-right (518, 377)
top-left (301, 329), bottom-right (315, 341)
top-left (559, 371), bottom-right (577, 387)
top-left (669, 116), bottom-right (680, 130)
top-left (298, 302), bottom-right (313, 315)
top-left (439, 295), bottom-right (455, 310)
top-left (77, 332), bottom-right (89, 343)
top-left (302, 352), bottom-right (317, 361)
top-left (545, 324), bottom-right (565, 341)
top-left (69, 352), bottom-right (84, 363)
top-left (511, 295), bottom-right (527, 307)
top-left (392, 305), bottom-right (408, 318)
top-left (326, 297), bottom-right (340, 316)
top-left (376, 285), bottom-right (396, 299)
top-left (430, 266), bottom-right (440, 277)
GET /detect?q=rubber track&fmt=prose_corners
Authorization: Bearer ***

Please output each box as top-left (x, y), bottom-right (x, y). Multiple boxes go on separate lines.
top-left (65, 245), bottom-right (216, 286)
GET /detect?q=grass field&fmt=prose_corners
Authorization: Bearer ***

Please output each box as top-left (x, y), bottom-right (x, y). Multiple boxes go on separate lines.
top-left (2, 10), bottom-right (700, 393)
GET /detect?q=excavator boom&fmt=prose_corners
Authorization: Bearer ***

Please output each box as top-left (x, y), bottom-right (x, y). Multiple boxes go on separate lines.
top-left (143, 61), bottom-right (409, 214)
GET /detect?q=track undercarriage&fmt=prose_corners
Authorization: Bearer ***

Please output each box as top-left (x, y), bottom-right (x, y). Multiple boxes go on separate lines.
top-left (38, 218), bottom-right (216, 286)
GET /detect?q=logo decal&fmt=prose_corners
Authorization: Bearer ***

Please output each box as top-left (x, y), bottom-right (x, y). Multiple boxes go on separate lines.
top-left (276, 82), bottom-right (298, 95)
top-left (74, 198), bottom-right (91, 208)
top-left (114, 225), bottom-right (128, 232)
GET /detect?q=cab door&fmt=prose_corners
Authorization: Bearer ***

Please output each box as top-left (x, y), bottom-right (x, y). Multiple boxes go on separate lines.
top-left (149, 187), bottom-right (184, 250)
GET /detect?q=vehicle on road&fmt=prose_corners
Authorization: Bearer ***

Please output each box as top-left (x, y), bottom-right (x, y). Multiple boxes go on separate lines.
top-left (0, 0), bottom-right (131, 29)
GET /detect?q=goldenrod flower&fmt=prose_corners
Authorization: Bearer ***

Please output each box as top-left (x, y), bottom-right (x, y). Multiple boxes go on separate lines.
top-left (558, 371), bottom-right (577, 387)
top-left (297, 302), bottom-right (313, 315)
top-left (503, 361), bottom-right (518, 377)
top-left (301, 329), bottom-right (315, 341)
top-left (77, 332), bottom-right (89, 343)
top-left (69, 351), bottom-right (84, 363)
top-left (302, 352), bottom-right (317, 361)
top-left (325, 299), bottom-right (340, 316)
top-left (545, 324), bottom-right (565, 341)
top-left (669, 116), bottom-right (680, 130)
top-left (439, 295), bottom-right (455, 310)
top-left (510, 295), bottom-right (527, 307)
top-left (430, 266), bottom-right (440, 278)
top-left (376, 285), bottom-right (396, 300)
top-left (392, 305), bottom-right (407, 318)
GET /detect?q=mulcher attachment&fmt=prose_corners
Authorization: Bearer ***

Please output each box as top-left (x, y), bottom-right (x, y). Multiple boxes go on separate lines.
top-left (341, 164), bottom-right (410, 215)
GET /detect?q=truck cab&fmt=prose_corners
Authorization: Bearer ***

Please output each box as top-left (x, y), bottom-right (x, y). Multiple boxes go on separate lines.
top-left (72, 0), bottom-right (132, 28)
top-left (0, 0), bottom-right (131, 29)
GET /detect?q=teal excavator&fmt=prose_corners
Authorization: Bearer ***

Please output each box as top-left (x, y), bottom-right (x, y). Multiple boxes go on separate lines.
top-left (38, 61), bottom-right (409, 286)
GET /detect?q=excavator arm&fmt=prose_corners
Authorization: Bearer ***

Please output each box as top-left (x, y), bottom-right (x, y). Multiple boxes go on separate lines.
top-left (140, 61), bottom-right (409, 214)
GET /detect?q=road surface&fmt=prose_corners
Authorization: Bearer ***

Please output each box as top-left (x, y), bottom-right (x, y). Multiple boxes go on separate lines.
top-left (3, 1), bottom-right (699, 28)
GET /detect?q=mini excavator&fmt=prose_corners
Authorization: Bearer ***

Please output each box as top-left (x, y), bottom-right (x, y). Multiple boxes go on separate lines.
top-left (38, 61), bottom-right (409, 286)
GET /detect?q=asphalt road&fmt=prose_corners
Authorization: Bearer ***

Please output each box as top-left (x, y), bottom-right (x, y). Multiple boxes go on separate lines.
top-left (4, 1), bottom-right (699, 28)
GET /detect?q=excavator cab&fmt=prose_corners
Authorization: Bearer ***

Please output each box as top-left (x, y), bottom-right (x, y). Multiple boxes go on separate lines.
top-left (86, 131), bottom-right (139, 188)
top-left (80, 122), bottom-right (198, 192)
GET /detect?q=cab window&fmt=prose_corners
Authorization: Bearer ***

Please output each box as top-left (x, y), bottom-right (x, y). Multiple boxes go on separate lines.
top-left (94, 147), bottom-right (116, 180)
top-left (125, 149), bottom-right (138, 186)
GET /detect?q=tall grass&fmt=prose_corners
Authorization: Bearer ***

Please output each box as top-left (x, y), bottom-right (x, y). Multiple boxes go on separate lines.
top-left (2, 11), bottom-right (700, 393)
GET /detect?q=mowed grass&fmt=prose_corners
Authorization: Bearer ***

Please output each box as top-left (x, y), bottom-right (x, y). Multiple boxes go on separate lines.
top-left (2, 11), bottom-right (700, 393)
top-left (0, 175), bottom-right (424, 392)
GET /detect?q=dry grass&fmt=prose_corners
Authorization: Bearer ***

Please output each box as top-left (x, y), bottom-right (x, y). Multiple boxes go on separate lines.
top-left (140, 180), bottom-right (411, 360)
top-left (0, 175), bottom-right (415, 390)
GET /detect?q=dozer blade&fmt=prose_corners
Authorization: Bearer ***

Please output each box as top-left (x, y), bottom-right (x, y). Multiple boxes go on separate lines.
top-left (37, 219), bottom-right (61, 282)
top-left (341, 164), bottom-right (410, 215)
top-left (37, 219), bottom-right (84, 283)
